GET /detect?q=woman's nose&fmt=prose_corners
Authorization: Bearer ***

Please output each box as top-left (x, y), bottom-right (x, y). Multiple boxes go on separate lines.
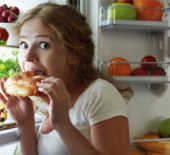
top-left (24, 47), bottom-right (39, 62)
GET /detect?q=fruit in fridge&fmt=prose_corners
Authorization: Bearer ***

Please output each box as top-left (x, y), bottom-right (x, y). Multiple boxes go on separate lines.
top-left (135, 132), bottom-right (170, 154)
top-left (150, 67), bottom-right (166, 76)
top-left (108, 57), bottom-right (131, 76)
top-left (158, 118), bottom-right (170, 138)
top-left (0, 27), bottom-right (8, 41)
top-left (131, 67), bottom-right (148, 76)
top-left (134, 0), bottom-right (164, 21)
top-left (141, 55), bottom-right (157, 71)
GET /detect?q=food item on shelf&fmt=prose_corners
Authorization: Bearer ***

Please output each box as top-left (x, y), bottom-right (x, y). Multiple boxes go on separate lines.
top-left (133, 0), bottom-right (164, 21)
top-left (108, 3), bottom-right (136, 20)
top-left (131, 67), bottom-right (148, 76)
top-left (158, 118), bottom-right (170, 138)
top-left (0, 101), bottom-right (7, 123)
top-left (4, 71), bottom-right (45, 97)
top-left (131, 149), bottom-right (146, 155)
top-left (141, 55), bottom-right (157, 71)
top-left (108, 57), bottom-right (131, 76)
top-left (135, 132), bottom-right (170, 154)
top-left (0, 26), bottom-right (8, 42)
top-left (0, 4), bottom-right (20, 23)
top-left (150, 67), bottom-right (166, 76)
top-left (146, 151), bottom-right (169, 155)
top-left (116, 0), bottom-right (133, 4)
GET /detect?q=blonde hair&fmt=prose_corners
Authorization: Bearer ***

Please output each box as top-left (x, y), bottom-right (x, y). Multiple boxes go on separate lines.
top-left (14, 3), bottom-right (98, 84)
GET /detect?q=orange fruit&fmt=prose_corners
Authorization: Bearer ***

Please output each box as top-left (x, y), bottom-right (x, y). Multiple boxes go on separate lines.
top-left (108, 57), bottom-right (131, 76)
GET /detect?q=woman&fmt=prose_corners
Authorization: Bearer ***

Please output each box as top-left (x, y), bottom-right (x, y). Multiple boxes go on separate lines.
top-left (0, 3), bottom-right (131, 155)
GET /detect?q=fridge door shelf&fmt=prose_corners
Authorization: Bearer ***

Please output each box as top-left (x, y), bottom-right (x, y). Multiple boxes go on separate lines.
top-left (100, 61), bottom-right (170, 83)
top-left (100, 4), bottom-right (170, 31)
top-left (100, 19), bottom-right (169, 32)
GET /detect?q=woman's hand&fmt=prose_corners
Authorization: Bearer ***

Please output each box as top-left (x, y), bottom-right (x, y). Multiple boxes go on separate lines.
top-left (37, 77), bottom-right (71, 130)
top-left (0, 77), bottom-right (35, 126)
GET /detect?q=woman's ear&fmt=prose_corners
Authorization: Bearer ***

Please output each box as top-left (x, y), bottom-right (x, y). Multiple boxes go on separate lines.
top-left (68, 56), bottom-right (79, 65)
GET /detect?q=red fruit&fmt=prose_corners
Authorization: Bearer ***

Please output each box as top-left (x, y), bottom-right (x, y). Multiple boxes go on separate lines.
top-left (7, 14), bottom-right (16, 23)
top-left (116, 0), bottom-right (133, 4)
top-left (0, 27), bottom-right (9, 41)
top-left (0, 6), bottom-right (5, 14)
top-left (10, 6), bottom-right (20, 15)
top-left (2, 4), bottom-right (8, 10)
top-left (141, 55), bottom-right (157, 71)
top-left (1, 10), bottom-right (10, 19)
top-left (151, 67), bottom-right (166, 76)
top-left (131, 67), bottom-right (148, 76)
top-left (0, 15), bottom-right (6, 22)
top-left (134, 0), bottom-right (163, 21)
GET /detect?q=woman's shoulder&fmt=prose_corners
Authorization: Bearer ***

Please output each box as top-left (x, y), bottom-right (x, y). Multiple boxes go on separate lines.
top-left (88, 78), bottom-right (118, 94)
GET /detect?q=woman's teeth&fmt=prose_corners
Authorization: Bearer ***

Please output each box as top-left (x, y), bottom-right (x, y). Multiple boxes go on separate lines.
top-left (34, 71), bottom-right (46, 75)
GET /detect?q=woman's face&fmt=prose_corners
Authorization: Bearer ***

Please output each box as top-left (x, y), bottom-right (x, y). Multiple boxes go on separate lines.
top-left (18, 19), bottom-right (72, 82)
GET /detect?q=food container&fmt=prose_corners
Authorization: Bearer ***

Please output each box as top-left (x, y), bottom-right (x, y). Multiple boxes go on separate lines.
top-left (101, 3), bottom-right (136, 23)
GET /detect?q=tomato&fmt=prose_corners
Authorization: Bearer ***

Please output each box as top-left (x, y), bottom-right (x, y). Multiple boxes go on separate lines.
top-left (0, 27), bottom-right (9, 41)
top-left (133, 0), bottom-right (164, 21)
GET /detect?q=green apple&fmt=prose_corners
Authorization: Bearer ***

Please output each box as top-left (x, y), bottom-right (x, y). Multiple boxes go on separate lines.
top-left (108, 3), bottom-right (136, 20)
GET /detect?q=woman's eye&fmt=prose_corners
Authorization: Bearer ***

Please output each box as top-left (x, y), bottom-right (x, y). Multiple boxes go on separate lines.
top-left (19, 42), bottom-right (28, 49)
top-left (40, 42), bottom-right (50, 49)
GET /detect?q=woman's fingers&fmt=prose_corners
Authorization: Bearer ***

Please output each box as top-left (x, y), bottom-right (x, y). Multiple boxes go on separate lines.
top-left (0, 93), bottom-right (6, 104)
top-left (0, 79), bottom-right (10, 99)
top-left (38, 83), bottom-right (58, 102)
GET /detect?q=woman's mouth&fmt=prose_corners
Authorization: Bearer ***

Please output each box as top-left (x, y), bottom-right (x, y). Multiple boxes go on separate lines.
top-left (34, 70), bottom-right (46, 76)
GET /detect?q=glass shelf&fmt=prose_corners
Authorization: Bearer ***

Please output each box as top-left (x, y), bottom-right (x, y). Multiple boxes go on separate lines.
top-left (100, 19), bottom-right (169, 32)
top-left (100, 4), bottom-right (170, 32)
top-left (100, 61), bottom-right (170, 83)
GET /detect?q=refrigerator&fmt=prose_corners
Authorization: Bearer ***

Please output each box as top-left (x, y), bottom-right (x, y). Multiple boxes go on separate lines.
top-left (0, 0), bottom-right (170, 154)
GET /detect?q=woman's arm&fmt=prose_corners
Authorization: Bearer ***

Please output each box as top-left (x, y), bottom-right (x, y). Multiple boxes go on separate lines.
top-left (91, 116), bottom-right (131, 155)
top-left (18, 117), bottom-right (38, 155)
top-left (0, 78), bottom-right (38, 155)
top-left (56, 116), bottom-right (131, 155)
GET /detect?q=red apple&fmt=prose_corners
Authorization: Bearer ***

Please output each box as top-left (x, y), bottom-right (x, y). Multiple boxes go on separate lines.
top-left (116, 0), bottom-right (133, 4)
top-left (141, 55), bottom-right (157, 71)
top-left (131, 67), bottom-right (148, 76)
top-left (151, 67), bottom-right (166, 76)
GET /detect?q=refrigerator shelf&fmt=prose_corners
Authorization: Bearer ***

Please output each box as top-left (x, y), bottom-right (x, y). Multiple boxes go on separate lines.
top-left (100, 19), bottom-right (169, 31)
top-left (131, 137), bottom-right (170, 143)
top-left (100, 4), bottom-right (170, 31)
top-left (108, 76), bottom-right (170, 84)
top-left (100, 61), bottom-right (170, 83)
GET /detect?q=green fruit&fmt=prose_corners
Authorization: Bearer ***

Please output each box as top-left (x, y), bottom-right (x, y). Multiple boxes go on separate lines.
top-left (158, 118), bottom-right (170, 138)
top-left (109, 3), bottom-right (136, 20)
